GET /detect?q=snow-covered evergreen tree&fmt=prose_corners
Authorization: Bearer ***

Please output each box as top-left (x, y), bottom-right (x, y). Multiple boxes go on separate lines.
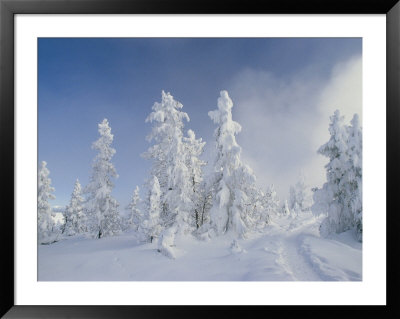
top-left (38, 161), bottom-right (57, 244)
top-left (183, 129), bottom-right (206, 229)
top-left (143, 176), bottom-right (162, 242)
top-left (289, 174), bottom-right (313, 215)
top-left (312, 110), bottom-right (362, 241)
top-left (142, 91), bottom-right (204, 257)
top-left (143, 91), bottom-right (194, 250)
top-left (312, 110), bottom-right (348, 234)
top-left (262, 184), bottom-right (280, 219)
top-left (244, 185), bottom-right (271, 231)
top-left (281, 199), bottom-right (291, 216)
top-left (206, 90), bottom-right (264, 237)
top-left (346, 114), bottom-right (362, 241)
top-left (125, 186), bottom-right (142, 232)
top-left (63, 179), bottom-right (86, 235)
top-left (84, 119), bottom-right (122, 239)
top-left (195, 179), bottom-right (214, 235)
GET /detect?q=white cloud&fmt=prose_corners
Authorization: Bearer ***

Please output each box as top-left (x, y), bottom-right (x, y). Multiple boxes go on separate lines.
top-left (228, 55), bottom-right (362, 200)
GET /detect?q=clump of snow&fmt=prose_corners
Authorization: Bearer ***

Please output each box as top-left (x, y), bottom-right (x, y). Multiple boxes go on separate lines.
top-left (230, 239), bottom-right (246, 254)
top-left (157, 227), bottom-right (177, 259)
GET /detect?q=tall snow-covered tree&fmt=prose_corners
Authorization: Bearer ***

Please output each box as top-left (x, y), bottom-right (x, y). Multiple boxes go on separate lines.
top-left (312, 110), bottom-right (362, 241)
top-left (346, 114), bottom-right (362, 241)
top-left (143, 176), bottom-right (162, 243)
top-left (125, 186), bottom-right (142, 232)
top-left (143, 91), bottom-right (193, 244)
top-left (241, 183), bottom-right (272, 231)
top-left (84, 119), bottom-right (122, 239)
top-left (183, 129), bottom-right (206, 229)
top-left (262, 184), bottom-right (280, 219)
top-left (143, 91), bottom-right (198, 257)
top-left (281, 199), bottom-right (291, 216)
top-left (63, 179), bottom-right (86, 235)
top-left (289, 174), bottom-right (313, 215)
top-left (195, 179), bottom-right (214, 235)
top-left (206, 90), bottom-right (264, 237)
top-left (38, 161), bottom-right (56, 244)
top-left (142, 90), bottom-right (189, 201)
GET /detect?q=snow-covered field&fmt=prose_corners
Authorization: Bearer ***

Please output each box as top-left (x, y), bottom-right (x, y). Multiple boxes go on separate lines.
top-left (38, 213), bottom-right (361, 281)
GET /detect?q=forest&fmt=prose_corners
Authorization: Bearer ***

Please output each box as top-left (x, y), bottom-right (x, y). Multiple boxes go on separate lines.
top-left (38, 90), bottom-right (362, 281)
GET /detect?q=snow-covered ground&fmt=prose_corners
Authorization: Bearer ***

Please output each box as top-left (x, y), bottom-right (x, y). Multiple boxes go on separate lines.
top-left (38, 213), bottom-right (361, 281)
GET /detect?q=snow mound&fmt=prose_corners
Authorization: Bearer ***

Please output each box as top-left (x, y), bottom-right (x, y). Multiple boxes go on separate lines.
top-left (230, 239), bottom-right (246, 254)
top-left (157, 227), bottom-right (177, 259)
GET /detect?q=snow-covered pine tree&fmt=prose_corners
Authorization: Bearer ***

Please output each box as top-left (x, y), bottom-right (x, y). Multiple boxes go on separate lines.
top-left (281, 199), bottom-right (291, 216)
top-left (125, 186), bottom-right (142, 232)
top-left (207, 90), bottom-right (263, 238)
top-left (183, 129), bottom-right (206, 229)
top-left (195, 179), bottom-right (214, 235)
top-left (143, 91), bottom-right (194, 256)
top-left (289, 174), bottom-right (313, 215)
top-left (312, 110), bottom-right (362, 240)
top-left (144, 92), bottom-right (193, 222)
top-left (312, 110), bottom-right (348, 235)
top-left (346, 114), bottom-right (362, 241)
top-left (143, 90), bottom-right (189, 211)
top-left (84, 119), bottom-right (122, 239)
top-left (38, 161), bottom-right (57, 244)
top-left (263, 184), bottom-right (280, 219)
top-left (244, 184), bottom-right (271, 231)
top-left (63, 179), bottom-right (86, 235)
top-left (143, 175), bottom-right (162, 243)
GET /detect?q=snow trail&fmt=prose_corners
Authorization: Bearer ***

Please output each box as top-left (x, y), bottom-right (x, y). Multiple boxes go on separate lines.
top-left (264, 214), bottom-right (322, 281)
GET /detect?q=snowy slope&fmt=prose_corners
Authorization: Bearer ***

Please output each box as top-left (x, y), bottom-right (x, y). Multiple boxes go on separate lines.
top-left (38, 213), bottom-right (361, 281)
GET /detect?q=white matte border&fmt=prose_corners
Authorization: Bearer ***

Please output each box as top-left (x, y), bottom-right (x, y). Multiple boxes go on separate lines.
top-left (15, 14), bottom-right (386, 305)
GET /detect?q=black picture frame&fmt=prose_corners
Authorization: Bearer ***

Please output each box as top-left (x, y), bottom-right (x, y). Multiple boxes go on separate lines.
top-left (1, 0), bottom-right (399, 318)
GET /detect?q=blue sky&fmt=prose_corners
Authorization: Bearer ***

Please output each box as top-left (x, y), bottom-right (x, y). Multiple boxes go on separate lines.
top-left (38, 38), bottom-right (362, 208)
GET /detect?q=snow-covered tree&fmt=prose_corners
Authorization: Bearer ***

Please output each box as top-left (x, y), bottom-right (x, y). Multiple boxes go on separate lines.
top-left (289, 174), bottom-right (313, 215)
top-left (84, 119), bottom-right (122, 239)
top-left (183, 129), bottom-right (206, 229)
top-left (262, 184), bottom-right (280, 219)
top-left (38, 161), bottom-right (57, 244)
top-left (143, 91), bottom-right (199, 257)
top-left (125, 186), bottom-right (142, 232)
top-left (312, 110), bottom-right (362, 241)
top-left (242, 183), bottom-right (271, 231)
top-left (143, 176), bottom-right (162, 243)
top-left (281, 199), bottom-right (291, 216)
top-left (63, 179), bottom-right (86, 235)
top-left (346, 114), bottom-right (362, 241)
top-left (206, 90), bottom-right (264, 237)
top-left (195, 179), bottom-right (214, 235)
top-left (143, 91), bottom-right (194, 243)
top-left (312, 110), bottom-right (348, 234)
